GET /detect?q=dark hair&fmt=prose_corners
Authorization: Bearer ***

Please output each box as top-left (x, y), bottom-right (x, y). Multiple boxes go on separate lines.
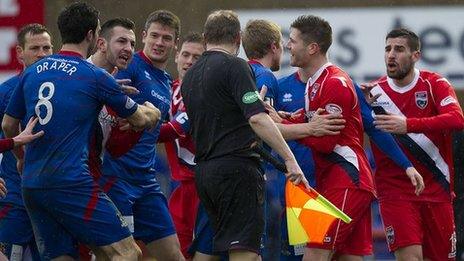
top-left (17, 23), bottom-right (50, 48)
top-left (57, 2), bottom-right (99, 44)
top-left (144, 10), bottom-right (180, 39)
top-left (242, 19), bottom-right (281, 59)
top-left (181, 31), bottom-right (204, 46)
top-left (386, 28), bottom-right (421, 51)
top-left (203, 10), bottom-right (240, 45)
top-left (291, 15), bottom-right (332, 54)
top-left (100, 17), bottom-right (135, 40)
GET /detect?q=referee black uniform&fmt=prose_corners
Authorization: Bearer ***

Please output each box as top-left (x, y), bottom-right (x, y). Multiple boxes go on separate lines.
top-left (181, 50), bottom-right (267, 254)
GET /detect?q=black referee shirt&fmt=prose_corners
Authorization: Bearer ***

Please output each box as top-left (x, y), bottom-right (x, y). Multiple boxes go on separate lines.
top-left (181, 50), bottom-right (267, 162)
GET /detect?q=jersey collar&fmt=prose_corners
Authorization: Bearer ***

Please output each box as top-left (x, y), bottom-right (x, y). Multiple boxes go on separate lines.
top-left (308, 62), bottom-right (332, 86)
top-left (387, 68), bottom-right (420, 94)
top-left (58, 50), bottom-right (83, 58)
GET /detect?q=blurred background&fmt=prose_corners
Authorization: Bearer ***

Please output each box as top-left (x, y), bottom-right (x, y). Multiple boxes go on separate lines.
top-left (1, 0), bottom-right (464, 260)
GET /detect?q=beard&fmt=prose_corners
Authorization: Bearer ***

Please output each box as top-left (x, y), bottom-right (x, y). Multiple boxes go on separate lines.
top-left (270, 62), bottom-right (280, 72)
top-left (387, 60), bottom-right (413, 80)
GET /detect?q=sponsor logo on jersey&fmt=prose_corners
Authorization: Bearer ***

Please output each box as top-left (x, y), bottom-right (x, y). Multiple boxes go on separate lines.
top-left (144, 70), bottom-right (152, 80)
top-left (283, 93), bottom-right (293, 102)
top-left (310, 83), bottom-right (320, 101)
top-left (325, 103), bottom-right (343, 114)
top-left (151, 90), bottom-right (171, 105)
top-left (415, 91), bottom-right (428, 109)
top-left (371, 101), bottom-right (390, 107)
top-left (440, 95), bottom-right (457, 107)
top-left (242, 91), bottom-right (259, 104)
top-left (385, 226), bottom-right (395, 245)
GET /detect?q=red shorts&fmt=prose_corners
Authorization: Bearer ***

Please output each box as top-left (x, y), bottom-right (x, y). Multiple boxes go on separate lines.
top-left (307, 188), bottom-right (374, 256)
top-left (168, 180), bottom-right (199, 258)
top-left (379, 200), bottom-right (456, 260)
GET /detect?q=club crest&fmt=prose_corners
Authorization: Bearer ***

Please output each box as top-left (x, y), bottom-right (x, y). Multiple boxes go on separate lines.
top-left (415, 91), bottom-right (428, 109)
top-left (310, 83), bottom-right (320, 101)
top-left (385, 226), bottom-right (395, 245)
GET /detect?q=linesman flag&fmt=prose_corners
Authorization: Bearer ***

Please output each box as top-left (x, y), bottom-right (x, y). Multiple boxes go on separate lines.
top-left (286, 181), bottom-right (352, 245)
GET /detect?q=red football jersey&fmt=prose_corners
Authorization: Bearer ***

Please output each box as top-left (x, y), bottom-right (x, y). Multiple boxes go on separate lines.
top-left (297, 63), bottom-right (376, 195)
top-left (370, 69), bottom-right (464, 202)
top-left (159, 79), bottom-right (196, 181)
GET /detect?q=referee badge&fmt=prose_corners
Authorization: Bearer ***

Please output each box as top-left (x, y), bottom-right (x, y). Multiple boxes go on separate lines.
top-left (242, 91), bottom-right (259, 104)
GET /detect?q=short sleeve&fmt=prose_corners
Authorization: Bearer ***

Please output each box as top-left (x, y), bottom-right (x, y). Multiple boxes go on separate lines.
top-left (95, 70), bottom-right (138, 118)
top-left (229, 59), bottom-right (267, 119)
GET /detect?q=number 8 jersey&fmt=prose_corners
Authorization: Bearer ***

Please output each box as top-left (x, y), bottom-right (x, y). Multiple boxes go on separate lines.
top-left (5, 51), bottom-right (138, 189)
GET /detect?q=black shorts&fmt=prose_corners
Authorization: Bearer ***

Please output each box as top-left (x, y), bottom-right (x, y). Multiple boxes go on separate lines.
top-left (195, 157), bottom-right (265, 253)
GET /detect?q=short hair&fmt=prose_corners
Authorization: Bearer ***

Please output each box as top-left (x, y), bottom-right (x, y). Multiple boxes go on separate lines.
top-left (181, 31), bottom-right (204, 46)
top-left (17, 23), bottom-right (50, 48)
top-left (203, 10), bottom-right (240, 45)
top-left (144, 10), bottom-right (180, 39)
top-left (100, 17), bottom-right (135, 40)
top-left (242, 19), bottom-right (282, 59)
top-left (290, 15), bottom-right (332, 54)
top-left (57, 2), bottom-right (99, 44)
top-left (386, 28), bottom-right (421, 52)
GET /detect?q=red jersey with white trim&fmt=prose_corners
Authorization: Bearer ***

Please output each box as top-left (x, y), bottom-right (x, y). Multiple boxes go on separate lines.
top-left (370, 69), bottom-right (464, 202)
top-left (158, 79), bottom-right (195, 181)
top-left (297, 63), bottom-right (375, 195)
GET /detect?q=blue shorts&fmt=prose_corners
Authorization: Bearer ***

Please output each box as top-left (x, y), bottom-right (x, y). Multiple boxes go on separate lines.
top-left (189, 202), bottom-right (215, 256)
top-left (0, 203), bottom-right (40, 260)
top-left (22, 183), bottom-right (131, 260)
top-left (99, 176), bottom-right (176, 243)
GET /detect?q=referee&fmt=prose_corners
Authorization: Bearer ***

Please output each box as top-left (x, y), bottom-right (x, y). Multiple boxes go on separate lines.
top-left (181, 10), bottom-right (308, 261)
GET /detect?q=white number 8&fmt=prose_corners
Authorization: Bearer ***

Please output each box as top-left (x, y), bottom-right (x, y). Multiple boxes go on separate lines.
top-left (35, 82), bottom-right (55, 125)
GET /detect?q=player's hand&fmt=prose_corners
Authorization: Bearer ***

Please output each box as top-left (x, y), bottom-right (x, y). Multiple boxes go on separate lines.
top-left (374, 113), bottom-right (407, 134)
top-left (111, 66), bottom-right (140, 95)
top-left (284, 159), bottom-right (310, 189)
top-left (359, 82), bottom-right (381, 105)
top-left (0, 178), bottom-right (6, 198)
top-left (263, 103), bottom-right (283, 123)
top-left (259, 85), bottom-right (268, 101)
top-left (13, 117), bottom-right (44, 147)
top-left (16, 159), bottom-right (24, 175)
top-left (308, 108), bottom-right (345, 136)
top-left (405, 167), bottom-right (425, 196)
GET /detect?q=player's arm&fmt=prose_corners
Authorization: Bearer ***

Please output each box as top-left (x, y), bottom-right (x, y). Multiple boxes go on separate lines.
top-left (123, 101), bottom-right (160, 131)
top-left (297, 78), bottom-right (352, 153)
top-left (375, 77), bottom-right (464, 134)
top-left (276, 108), bottom-right (345, 140)
top-left (407, 77), bottom-right (464, 132)
top-left (357, 84), bottom-right (424, 195)
top-left (232, 59), bottom-right (308, 188)
top-left (158, 110), bottom-right (189, 143)
top-left (0, 177), bottom-right (6, 198)
top-left (98, 71), bottom-right (160, 131)
top-left (2, 81), bottom-right (26, 161)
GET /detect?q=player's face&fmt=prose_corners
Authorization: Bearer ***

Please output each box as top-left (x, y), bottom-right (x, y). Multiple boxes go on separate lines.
top-left (106, 26), bottom-right (136, 70)
top-left (286, 28), bottom-right (310, 68)
top-left (88, 20), bottom-right (101, 57)
top-left (270, 39), bottom-right (283, 72)
top-left (142, 22), bottom-right (177, 66)
top-left (175, 41), bottom-right (204, 80)
top-left (17, 32), bottom-right (52, 67)
top-left (384, 37), bottom-right (419, 80)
